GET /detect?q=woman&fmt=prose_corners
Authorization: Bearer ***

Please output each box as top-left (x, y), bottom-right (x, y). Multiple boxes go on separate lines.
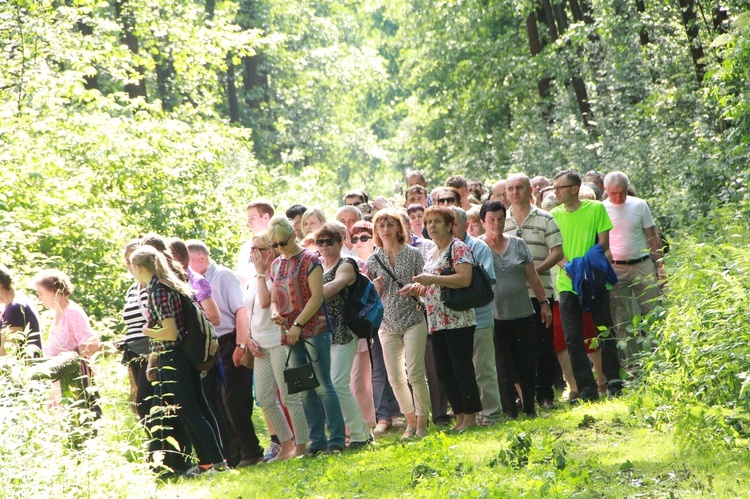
top-left (0, 264), bottom-right (42, 357)
top-left (411, 205), bottom-right (481, 431)
top-left (300, 207), bottom-right (327, 238)
top-left (34, 269), bottom-right (101, 417)
top-left (245, 232), bottom-right (309, 460)
top-left (267, 215), bottom-right (346, 456)
top-left (166, 237), bottom-right (221, 327)
top-left (480, 200), bottom-right (552, 417)
top-left (316, 224), bottom-right (373, 448)
top-left (350, 220), bottom-right (402, 434)
top-left (130, 245), bottom-right (226, 477)
top-left (466, 207), bottom-right (485, 238)
top-left (368, 210), bottom-right (430, 438)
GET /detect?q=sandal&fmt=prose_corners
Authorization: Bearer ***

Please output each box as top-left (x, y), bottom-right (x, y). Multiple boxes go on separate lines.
top-left (402, 426), bottom-right (416, 439)
top-left (373, 420), bottom-right (391, 434)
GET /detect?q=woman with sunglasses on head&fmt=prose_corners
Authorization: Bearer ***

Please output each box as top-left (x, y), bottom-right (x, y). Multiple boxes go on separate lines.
top-left (436, 187), bottom-right (462, 207)
top-left (244, 232), bottom-right (309, 460)
top-left (315, 224), bottom-right (373, 449)
top-left (267, 215), bottom-right (346, 456)
top-left (367, 209), bottom-right (431, 438)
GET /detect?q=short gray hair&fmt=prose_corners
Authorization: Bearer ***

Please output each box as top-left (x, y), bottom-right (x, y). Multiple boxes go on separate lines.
top-left (336, 205), bottom-right (362, 221)
top-left (604, 171), bottom-right (629, 189)
top-left (450, 206), bottom-right (467, 223)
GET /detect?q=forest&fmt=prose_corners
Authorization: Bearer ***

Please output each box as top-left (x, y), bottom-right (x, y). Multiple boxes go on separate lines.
top-left (1, 0), bottom-right (750, 497)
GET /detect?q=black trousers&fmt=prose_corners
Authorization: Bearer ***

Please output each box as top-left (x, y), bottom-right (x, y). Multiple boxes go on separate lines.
top-left (424, 335), bottom-right (450, 421)
top-left (431, 326), bottom-right (482, 415)
top-left (531, 298), bottom-right (559, 403)
top-left (558, 291), bottom-right (622, 400)
top-left (494, 316), bottom-right (537, 417)
top-left (217, 332), bottom-right (263, 465)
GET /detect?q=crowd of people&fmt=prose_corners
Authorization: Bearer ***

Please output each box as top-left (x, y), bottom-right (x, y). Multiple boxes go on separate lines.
top-left (0, 169), bottom-right (667, 478)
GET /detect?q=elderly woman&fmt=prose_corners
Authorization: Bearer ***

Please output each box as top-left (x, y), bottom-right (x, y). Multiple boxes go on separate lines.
top-left (368, 209), bottom-right (430, 438)
top-left (0, 264), bottom-right (42, 357)
top-left (34, 269), bottom-right (102, 418)
top-left (130, 245), bottom-right (226, 476)
top-left (300, 207), bottom-right (327, 238)
top-left (350, 219), bottom-right (402, 434)
top-left (267, 215), bottom-right (346, 456)
top-left (245, 231), bottom-right (309, 460)
top-left (411, 206), bottom-right (481, 431)
top-left (315, 224), bottom-right (373, 449)
top-left (480, 200), bottom-right (552, 418)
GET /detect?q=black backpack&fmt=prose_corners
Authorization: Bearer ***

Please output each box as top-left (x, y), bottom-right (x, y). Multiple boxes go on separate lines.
top-left (343, 259), bottom-right (384, 340)
top-left (177, 292), bottom-right (219, 371)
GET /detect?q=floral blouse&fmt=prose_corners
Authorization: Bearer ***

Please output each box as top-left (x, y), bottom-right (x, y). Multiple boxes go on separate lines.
top-left (421, 239), bottom-right (477, 333)
top-left (323, 258), bottom-right (355, 345)
top-left (367, 245), bottom-right (425, 333)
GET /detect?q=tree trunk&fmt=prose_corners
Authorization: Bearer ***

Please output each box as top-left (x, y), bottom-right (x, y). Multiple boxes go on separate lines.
top-left (114, 0), bottom-right (147, 99)
top-left (568, 0), bottom-right (583, 22)
top-left (634, 0), bottom-right (650, 45)
top-left (226, 55), bottom-right (240, 122)
top-left (541, 0), bottom-right (559, 41)
top-left (677, 0), bottom-right (706, 83)
top-left (526, 11), bottom-right (553, 122)
top-left (238, 0), bottom-right (267, 111)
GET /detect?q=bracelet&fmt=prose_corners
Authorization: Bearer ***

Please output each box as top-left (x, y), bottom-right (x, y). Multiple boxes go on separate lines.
top-left (293, 321), bottom-right (304, 329)
top-left (256, 273), bottom-right (265, 278)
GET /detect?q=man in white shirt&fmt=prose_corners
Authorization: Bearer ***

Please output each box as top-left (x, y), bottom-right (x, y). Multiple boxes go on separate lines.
top-left (603, 171), bottom-right (666, 361)
top-left (236, 200), bottom-right (274, 287)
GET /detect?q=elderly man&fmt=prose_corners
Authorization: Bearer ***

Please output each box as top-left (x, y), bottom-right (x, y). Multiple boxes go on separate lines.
top-left (490, 180), bottom-right (508, 205)
top-left (551, 170), bottom-right (622, 401)
top-left (451, 207), bottom-right (503, 424)
top-left (603, 171), bottom-right (666, 361)
top-left (188, 240), bottom-right (264, 468)
top-left (504, 174), bottom-right (563, 408)
top-left (335, 205), bottom-right (363, 258)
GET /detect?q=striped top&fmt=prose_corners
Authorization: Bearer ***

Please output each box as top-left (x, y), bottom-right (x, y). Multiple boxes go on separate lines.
top-left (504, 205), bottom-right (562, 299)
top-left (122, 282), bottom-right (148, 341)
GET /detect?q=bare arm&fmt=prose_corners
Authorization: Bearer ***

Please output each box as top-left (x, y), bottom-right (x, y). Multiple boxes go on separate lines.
top-left (525, 263), bottom-right (552, 327)
top-left (645, 225), bottom-right (667, 285)
top-left (323, 260), bottom-right (356, 300)
top-left (413, 261), bottom-right (472, 289)
top-left (597, 230), bottom-right (610, 252)
top-left (233, 306), bottom-right (251, 367)
top-left (286, 266), bottom-right (325, 345)
top-left (142, 317), bottom-right (179, 342)
top-left (536, 245), bottom-right (563, 274)
top-left (198, 297), bottom-right (221, 326)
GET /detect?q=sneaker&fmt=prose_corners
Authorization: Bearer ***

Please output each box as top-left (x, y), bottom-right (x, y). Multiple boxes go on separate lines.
top-left (183, 462), bottom-right (227, 477)
top-left (262, 441), bottom-right (282, 463)
top-left (327, 445), bottom-right (344, 455)
top-left (236, 457), bottom-right (262, 468)
top-left (303, 447), bottom-right (326, 458)
top-left (347, 440), bottom-right (371, 450)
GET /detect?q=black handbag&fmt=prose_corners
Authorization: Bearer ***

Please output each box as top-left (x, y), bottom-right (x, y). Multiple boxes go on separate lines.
top-left (440, 241), bottom-right (494, 311)
top-left (284, 340), bottom-right (320, 394)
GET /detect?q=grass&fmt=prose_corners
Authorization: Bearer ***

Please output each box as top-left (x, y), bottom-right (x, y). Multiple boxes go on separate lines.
top-left (3, 355), bottom-right (749, 498)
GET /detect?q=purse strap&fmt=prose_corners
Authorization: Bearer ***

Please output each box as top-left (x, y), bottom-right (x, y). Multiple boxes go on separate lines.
top-left (373, 252), bottom-right (423, 309)
top-left (444, 240), bottom-right (456, 270)
top-left (284, 339), bottom-right (320, 368)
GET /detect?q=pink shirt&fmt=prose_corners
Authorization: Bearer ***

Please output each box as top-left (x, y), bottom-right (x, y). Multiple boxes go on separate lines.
top-left (43, 301), bottom-right (100, 358)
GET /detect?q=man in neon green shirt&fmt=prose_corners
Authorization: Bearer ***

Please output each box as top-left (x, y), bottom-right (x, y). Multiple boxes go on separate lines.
top-left (551, 170), bottom-right (623, 401)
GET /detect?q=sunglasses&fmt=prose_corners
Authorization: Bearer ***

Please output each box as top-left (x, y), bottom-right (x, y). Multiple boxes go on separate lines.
top-left (251, 246), bottom-right (269, 252)
top-left (316, 238), bottom-right (338, 247)
top-left (438, 197), bottom-right (456, 204)
top-left (270, 234), bottom-right (293, 249)
top-left (351, 235), bottom-right (372, 244)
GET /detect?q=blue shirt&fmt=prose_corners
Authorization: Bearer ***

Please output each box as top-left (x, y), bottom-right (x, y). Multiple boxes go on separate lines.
top-left (463, 234), bottom-right (496, 329)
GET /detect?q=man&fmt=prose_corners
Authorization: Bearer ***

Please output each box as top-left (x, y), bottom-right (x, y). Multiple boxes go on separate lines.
top-left (603, 171), bottom-right (665, 361)
top-left (406, 170), bottom-right (429, 189)
top-left (451, 207), bottom-right (503, 424)
top-left (467, 178), bottom-right (487, 201)
top-left (236, 200), bottom-right (274, 287)
top-left (550, 170), bottom-right (622, 401)
top-left (286, 204), bottom-right (307, 241)
top-left (344, 189), bottom-right (368, 206)
top-left (404, 185), bottom-right (429, 208)
top-left (445, 175), bottom-right (473, 211)
top-left (335, 205), bottom-right (362, 258)
top-left (584, 171), bottom-right (606, 200)
top-left (187, 240), bottom-right (264, 468)
top-left (490, 180), bottom-right (508, 205)
top-left (530, 176), bottom-right (549, 207)
top-left (504, 174), bottom-right (563, 408)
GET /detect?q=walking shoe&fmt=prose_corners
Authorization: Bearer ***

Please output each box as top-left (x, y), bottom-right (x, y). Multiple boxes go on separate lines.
top-left (373, 420), bottom-right (391, 434)
top-left (347, 440), bottom-right (372, 450)
top-left (183, 462), bottom-right (227, 477)
top-left (608, 380), bottom-right (624, 398)
top-left (236, 457), bottom-right (262, 468)
top-left (539, 399), bottom-right (555, 409)
top-left (303, 447), bottom-right (327, 458)
top-left (262, 441), bottom-right (282, 463)
top-left (327, 445), bottom-right (344, 455)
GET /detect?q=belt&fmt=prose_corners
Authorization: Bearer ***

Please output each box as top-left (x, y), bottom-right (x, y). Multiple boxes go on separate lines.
top-left (612, 255), bottom-right (650, 265)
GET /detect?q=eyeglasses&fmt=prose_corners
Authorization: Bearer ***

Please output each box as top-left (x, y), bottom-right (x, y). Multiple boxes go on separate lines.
top-left (351, 235), bottom-right (372, 244)
top-left (553, 185), bottom-right (576, 192)
top-left (315, 238), bottom-right (338, 247)
top-left (270, 234), bottom-right (293, 249)
top-left (438, 197), bottom-right (456, 204)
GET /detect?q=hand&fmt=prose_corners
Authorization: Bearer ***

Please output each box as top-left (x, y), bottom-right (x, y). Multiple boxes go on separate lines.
top-left (248, 339), bottom-right (263, 358)
top-left (371, 196), bottom-right (392, 210)
top-left (398, 283), bottom-right (416, 297)
top-left (271, 312), bottom-right (284, 326)
top-left (412, 273), bottom-right (433, 286)
top-left (373, 275), bottom-right (385, 294)
top-left (286, 325), bottom-right (301, 345)
top-left (540, 303), bottom-right (553, 328)
top-left (232, 345), bottom-right (245, 367)
top-left (251, 247), bottom-right (266, 274)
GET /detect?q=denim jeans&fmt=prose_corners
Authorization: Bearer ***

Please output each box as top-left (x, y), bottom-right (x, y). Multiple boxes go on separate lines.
top-left (290, 331), bottom-right (346, 450)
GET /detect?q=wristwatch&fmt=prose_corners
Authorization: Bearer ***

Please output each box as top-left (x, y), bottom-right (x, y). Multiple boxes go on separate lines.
top-left (236, 343), bottom-right (247, 350)
top-left (293, 321), bottom-right (304, 328)
top-left (255, 273), bottom-right (265, 279)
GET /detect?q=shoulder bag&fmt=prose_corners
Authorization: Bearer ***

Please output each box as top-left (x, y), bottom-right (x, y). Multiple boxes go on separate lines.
top-left (440, 241), bottom-right (494, 311)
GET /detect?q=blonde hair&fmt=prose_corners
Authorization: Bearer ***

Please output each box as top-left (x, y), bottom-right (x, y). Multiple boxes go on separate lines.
top-left (130, 245), bottom-right (194, 295)
top-left (267, 215), bottom-right (295, 242)
top-left (300, 207), bottom-right (327, 237)
top-left (33, 269), bottom-right (74, 297)
top-left (252, 231), bottom-right (271, 248)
